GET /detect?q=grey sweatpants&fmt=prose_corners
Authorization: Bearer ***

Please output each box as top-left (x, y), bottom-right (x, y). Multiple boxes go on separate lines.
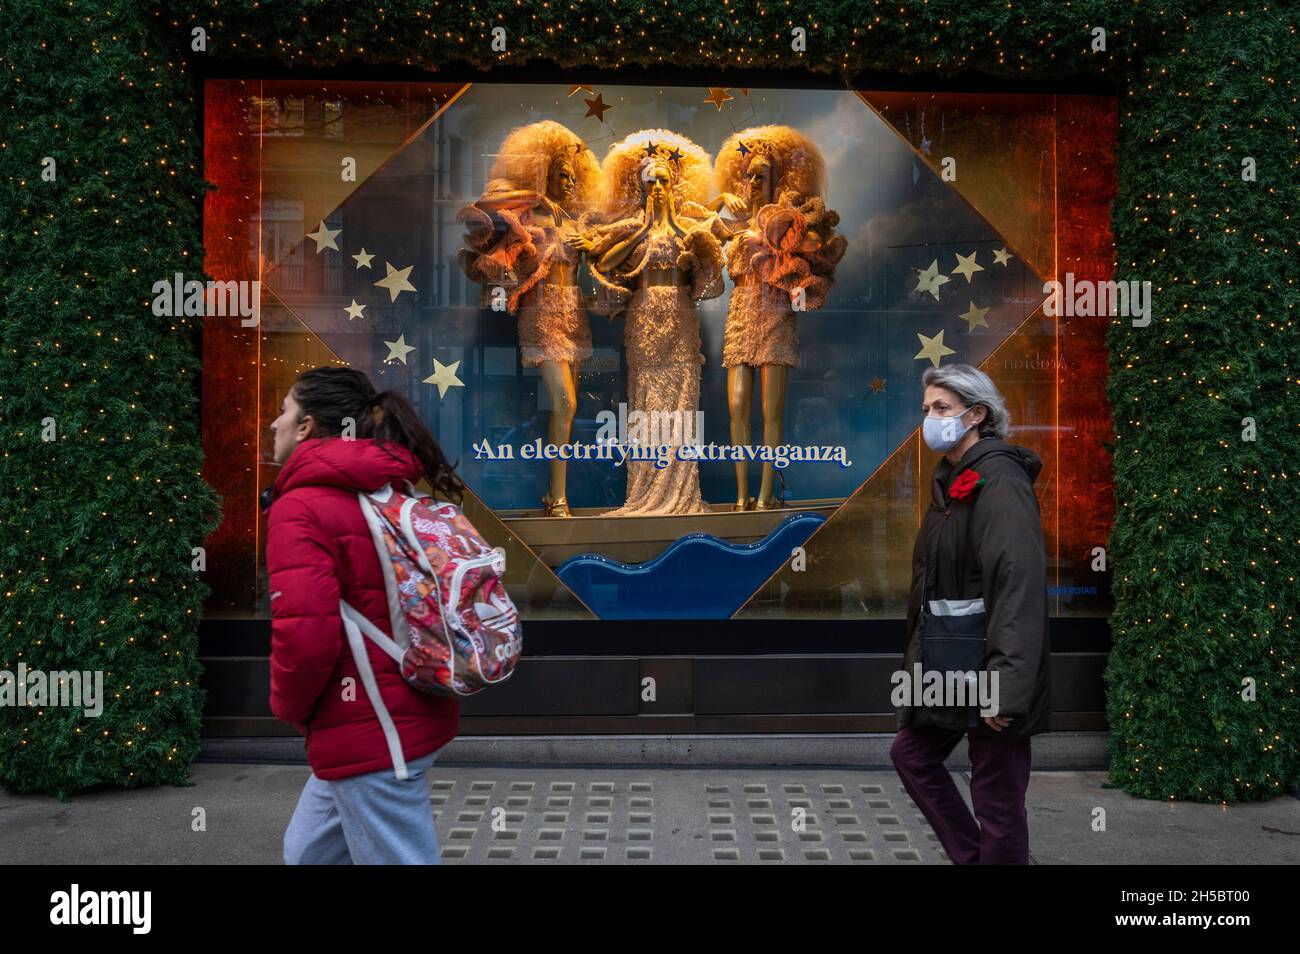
top-left (283, 750), bottom-right (441, 864)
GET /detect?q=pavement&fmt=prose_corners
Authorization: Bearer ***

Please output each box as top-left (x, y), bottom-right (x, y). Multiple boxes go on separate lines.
top-left (1, 760), bottom-right (1297, 864)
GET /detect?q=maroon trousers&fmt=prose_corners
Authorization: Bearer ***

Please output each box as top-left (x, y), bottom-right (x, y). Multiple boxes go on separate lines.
top-left (890, 724), bottom-right (1032, 864)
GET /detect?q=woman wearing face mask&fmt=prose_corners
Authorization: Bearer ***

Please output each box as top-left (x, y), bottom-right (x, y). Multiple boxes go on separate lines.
top-left (891, 363), bottom-right (1051, 865)
top-left (264, 367), bottom-right (463, 864)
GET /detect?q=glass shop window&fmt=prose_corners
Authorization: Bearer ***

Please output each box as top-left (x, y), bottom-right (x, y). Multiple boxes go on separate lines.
top-left (247, 95), bottom-right (306, 137)
top-left (257, 197), bottom-right (305, 290)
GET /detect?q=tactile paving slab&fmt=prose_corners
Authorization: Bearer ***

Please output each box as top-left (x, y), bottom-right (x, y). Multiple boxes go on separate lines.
top-left (428, 767), bottom-right (948, 864)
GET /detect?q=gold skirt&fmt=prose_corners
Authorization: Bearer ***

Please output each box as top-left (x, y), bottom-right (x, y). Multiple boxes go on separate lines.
top-left (515, 284), bottom-right (593, 368)
top-left (722, 283), bottom-right (799, 368)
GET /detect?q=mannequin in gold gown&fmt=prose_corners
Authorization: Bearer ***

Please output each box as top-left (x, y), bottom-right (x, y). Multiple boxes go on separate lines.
top-left (574, 130), bottom-right (724, 516)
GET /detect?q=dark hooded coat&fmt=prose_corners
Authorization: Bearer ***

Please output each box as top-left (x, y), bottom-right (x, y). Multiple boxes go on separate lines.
top-left (898, 437), bottom-right (1052, 737)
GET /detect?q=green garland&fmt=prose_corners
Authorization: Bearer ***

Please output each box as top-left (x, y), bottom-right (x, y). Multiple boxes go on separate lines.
top-left (1, 2), bottom-right (222, 797)
top-left (1, 0), bottom-right (1294, 801)
top-left (1103, 7), bottom-right (1298, 802)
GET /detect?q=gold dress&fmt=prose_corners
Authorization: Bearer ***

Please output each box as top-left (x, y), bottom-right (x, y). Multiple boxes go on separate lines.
top-left (720, 194), bottom-right (847, 369)
top-left (513, 239), bottom-right (591, 368)
top-left (457, 201), bottom-right (593, 369)
top-left (590, 223), bottom-right (724, 516)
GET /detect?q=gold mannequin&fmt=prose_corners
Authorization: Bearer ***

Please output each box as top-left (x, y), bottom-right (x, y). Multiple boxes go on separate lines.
top-left (531, 156), bottom-right (582, 518)
top-left (461, 139), bottom-right (594, 518)
top-left (712, 155), bottom-right (795, 510)
top-left (577, 141), bottom-right (723, 517)
top-left (710, 130), bottom-right (844, 511)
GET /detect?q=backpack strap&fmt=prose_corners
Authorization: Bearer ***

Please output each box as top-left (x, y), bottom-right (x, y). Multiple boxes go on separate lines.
top-left (344, 485), bottom-right (422, 781)
top-left (356, 490), bottom-right (414, 664)
top-left (340, 599), bottom-right (409, 780)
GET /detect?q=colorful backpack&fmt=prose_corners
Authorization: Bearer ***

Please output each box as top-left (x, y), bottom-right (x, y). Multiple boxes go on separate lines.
top-left (338, 480), bottom-right (522, 778)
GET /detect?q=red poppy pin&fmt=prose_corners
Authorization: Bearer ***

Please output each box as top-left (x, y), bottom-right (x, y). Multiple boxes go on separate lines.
top-left (948, 469), bottom-right (985, 502)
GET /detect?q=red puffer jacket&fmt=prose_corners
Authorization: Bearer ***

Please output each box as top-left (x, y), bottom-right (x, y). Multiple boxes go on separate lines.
top-left (265, 436), bottom-right (459, 780)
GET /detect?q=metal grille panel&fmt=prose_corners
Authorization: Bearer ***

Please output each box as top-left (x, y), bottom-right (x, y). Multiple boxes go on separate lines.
top-left (430, 768), bottom-right (948, 864)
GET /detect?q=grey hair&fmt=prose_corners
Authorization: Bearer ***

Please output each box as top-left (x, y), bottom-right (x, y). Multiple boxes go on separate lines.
top-left (921, 364), bottom-right (1010, 439)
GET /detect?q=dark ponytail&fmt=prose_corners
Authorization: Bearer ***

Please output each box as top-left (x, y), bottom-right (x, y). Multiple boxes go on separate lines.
top-left (291, 366), bottom-right (465, 503)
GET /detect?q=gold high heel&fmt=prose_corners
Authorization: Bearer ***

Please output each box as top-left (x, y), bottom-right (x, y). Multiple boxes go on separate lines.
top-left (754, 471), bottom-right (788, 512)
top-left (733, 496), bottom-right (756, 512)
top-left (542, 493), bottom-right (572, 518)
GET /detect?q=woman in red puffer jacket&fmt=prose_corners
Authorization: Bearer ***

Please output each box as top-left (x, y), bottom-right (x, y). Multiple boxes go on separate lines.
top-left (265, 366), bottom-right (461, 864)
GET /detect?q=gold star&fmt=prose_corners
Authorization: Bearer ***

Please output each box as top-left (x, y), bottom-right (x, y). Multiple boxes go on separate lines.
top-left (914, 329), bottom-right (956, 368)
top-left (352, 248), bottom-right (374, 269)
top-left (374, 261), bottom-right (416, 303)
top-left (423, 358), bottom-right (464, 398)
top-left (567, 85), bottom-right (594, 97)
top-left (958, 301), bottom-right (991, 331)
top-left (869, 375), bottom-right (887, 395)
top-left (583, 93), bottom-right (611, 122)
top-left (951, 250), bottom-right (984, 283)
top-left (914, 259), bottom-right (950, 301)
top-left (306, 221), bottom-right (341, 253)
top-left (344, 299), bottom-right (366, 321)
top-left (704, 88), bottom-right (734, 110)
top-left (384, 334), bottom-right (416, 365)
top-left (993, 246), bottom-right (1012, 266)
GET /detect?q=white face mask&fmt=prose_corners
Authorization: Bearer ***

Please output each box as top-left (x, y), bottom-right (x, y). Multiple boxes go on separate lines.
top-left (923, 406), bottom-right (972, 452)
